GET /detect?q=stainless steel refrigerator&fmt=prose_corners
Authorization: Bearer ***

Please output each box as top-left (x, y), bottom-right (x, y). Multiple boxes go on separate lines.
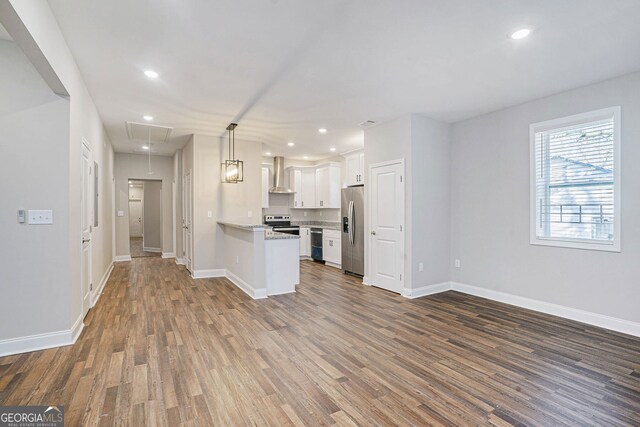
top-left (341, 186), bottom-right (365, 276)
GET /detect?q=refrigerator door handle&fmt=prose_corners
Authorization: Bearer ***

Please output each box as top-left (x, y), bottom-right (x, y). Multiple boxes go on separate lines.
top-left (349, 201), bottom-right (355, 245)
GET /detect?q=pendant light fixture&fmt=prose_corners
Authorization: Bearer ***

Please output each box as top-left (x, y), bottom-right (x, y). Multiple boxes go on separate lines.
top-left (221, 123), bottom-right (243, 183)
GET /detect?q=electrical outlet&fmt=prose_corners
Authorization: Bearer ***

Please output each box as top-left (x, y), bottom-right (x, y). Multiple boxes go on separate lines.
top-left (455, 259), bottom-right (461, 268)
top-left (247, 210), bottom-right (253, 218)
top-left (418, 262), bottom-right (424, 272)
top-left (304, 211), bottom-right (307, 217)
top-left (236, 255), bottom-right (239, 264)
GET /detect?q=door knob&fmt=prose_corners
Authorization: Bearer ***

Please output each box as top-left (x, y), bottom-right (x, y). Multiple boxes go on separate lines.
top-left (371, 231), bottom-right (376, 235)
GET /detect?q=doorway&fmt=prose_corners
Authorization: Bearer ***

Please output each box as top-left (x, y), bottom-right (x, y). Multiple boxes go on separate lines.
top-left (128, 179), bottom-right (162, 258)
top-left (369, 160), bottom-right (405, 294)
top-left (182, 170), bottom-right (192, 272)
top-left (81, 139), bottom-right (93, 317)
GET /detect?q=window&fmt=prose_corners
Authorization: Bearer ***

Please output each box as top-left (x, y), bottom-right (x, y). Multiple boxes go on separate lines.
top-left (530, 107), bottom-right (620, 251)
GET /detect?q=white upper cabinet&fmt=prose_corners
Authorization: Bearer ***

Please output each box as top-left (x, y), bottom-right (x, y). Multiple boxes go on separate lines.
top-left (288, 163), bottom-right (340, 209)
top-left (345, 151), bottom-right (365, 186)
top-left (290, 169), bottom-right (302, 208)
top-left (261, 167), bottom-right (270, 208)
top-left (290, 167), bottom-right (316, 208)
top-left (315, 165), bottom-right (340, 208)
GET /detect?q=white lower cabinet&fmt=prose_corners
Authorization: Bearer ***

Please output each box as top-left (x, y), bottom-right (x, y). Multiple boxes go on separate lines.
top-left (299, 227), bottom-right (311, 257)
top-left (322, 229), bottom-right (341, 266)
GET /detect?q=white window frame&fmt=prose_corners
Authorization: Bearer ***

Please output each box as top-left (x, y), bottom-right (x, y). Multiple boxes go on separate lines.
top-left (529, 106), bottom-right (621, 252)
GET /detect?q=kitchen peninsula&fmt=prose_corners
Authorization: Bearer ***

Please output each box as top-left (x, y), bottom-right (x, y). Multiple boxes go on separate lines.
top-left (217, 221), bottom-right (300, 298)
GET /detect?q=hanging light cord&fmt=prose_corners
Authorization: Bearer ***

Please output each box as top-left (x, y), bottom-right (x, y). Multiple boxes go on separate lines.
top-left (148, 128), bottom-right (152, 174)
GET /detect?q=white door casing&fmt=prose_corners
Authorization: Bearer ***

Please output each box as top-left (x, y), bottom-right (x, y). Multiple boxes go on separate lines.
top-left (81, 140), bottom-right (93, 317)
top-left (183, 170), bottom-right (192, 272)
top-left (369, 160), bottom-right (404, 294)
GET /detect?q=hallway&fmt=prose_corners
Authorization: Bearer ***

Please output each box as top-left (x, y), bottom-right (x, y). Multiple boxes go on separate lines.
top-left (129, 237), bottom-right (161, 258)
top-left (0, 258), bottom-right (638, 425)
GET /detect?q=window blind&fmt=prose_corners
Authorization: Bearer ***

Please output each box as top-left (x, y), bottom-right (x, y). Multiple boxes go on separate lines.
top-left (534, 117), bottom-right (615, 242)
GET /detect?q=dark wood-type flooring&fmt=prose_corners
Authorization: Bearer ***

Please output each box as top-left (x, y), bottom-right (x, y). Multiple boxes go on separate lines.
top-left (130, 237), bottom-right (160, 258)
top-left (0, 258), bottom-right (639, 426)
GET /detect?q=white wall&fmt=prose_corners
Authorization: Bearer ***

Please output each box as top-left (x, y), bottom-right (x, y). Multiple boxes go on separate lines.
top-left (0, 97), bottom-right (71, 341)
top-left (364, 116), bottom-right (413, 285)
top-left (363, 114), bottom-right (451, 290)
top-left (114, 153), bottom-right (173, 257)
top-left (191, 135), bottom-right (223, 272)
top-left (143, 181), bottom-right (162, 250)
top-left (450, 71), bottom-right (640, 324)
top-left (0, 1), bottom-right (114, 351)
top-left (411, 115), bottom-right (451, 288)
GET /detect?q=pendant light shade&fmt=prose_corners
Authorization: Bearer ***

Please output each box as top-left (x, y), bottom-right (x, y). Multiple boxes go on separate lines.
top-left (221, 123), bottom-right (243, 183)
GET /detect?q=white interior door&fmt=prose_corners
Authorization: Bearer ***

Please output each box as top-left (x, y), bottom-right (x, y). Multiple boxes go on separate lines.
top-left (370, 161), bottom-right (404, 293)
top-left (81, 141), bottom-right (93, 316)
top-left (129, 200), bottom-right (143, 237)
top-left (183, 171), bottom-right (192, 272)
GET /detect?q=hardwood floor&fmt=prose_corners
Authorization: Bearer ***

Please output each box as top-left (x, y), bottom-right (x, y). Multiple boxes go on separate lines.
top-left (0, 258), bottom-right (639, 426)
top-left (129, 237), bottom-right (160, 258)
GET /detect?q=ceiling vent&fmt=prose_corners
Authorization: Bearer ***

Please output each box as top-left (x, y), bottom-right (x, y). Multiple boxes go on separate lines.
top-left (125, 121), bottom-right (172, 142)
top-left (359, 120), bottom-right (376, 128)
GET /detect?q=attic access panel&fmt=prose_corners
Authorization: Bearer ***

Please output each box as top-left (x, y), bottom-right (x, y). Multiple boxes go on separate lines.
top-left (125, 121), bottom-right (172, 143)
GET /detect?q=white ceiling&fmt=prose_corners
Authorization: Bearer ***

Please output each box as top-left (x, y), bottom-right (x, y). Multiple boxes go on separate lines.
top-left (47, 0), bottom-right (640, 158)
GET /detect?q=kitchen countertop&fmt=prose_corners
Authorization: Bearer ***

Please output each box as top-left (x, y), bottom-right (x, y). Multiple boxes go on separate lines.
top-left (217, 221), bottom-right (265, 231)
top-left (292, 221), bottom-right (341, 231)
top-left (265, 230), bottom-right (300, 240)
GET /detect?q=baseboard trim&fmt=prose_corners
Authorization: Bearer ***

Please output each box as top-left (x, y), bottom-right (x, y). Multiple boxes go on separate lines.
top-left (191, 269), bottom-right (225, 279)
top-left (362, 276), bottom-right (372, 286)
top-left (161, 252), bottom-right (175, 259)
top-left (143, 247), bottom-right (161, 253)
top-left (225, 270), bottom-right (268, 299)
top-left (0, 313), bottom-right (84, 357)
top-left (91, 262), bottom-right (114, 307)
top-left (402, 282), bottom-right (451, 299)
top-left (324, 262), bottom-right (342, 269)
top-left (114, 255), bottom-right (131, 262)
top-left (175, 257), bottom-right (184, 265)
top-left (449, 282), bottom-right (640, 338)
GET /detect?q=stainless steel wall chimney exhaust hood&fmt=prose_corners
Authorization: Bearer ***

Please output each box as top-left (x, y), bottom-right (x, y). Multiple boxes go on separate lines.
top-left (269, 156), bottom-right (294, 194)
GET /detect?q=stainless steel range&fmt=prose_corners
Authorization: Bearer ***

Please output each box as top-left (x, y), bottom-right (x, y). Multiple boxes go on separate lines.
top-left (264, 215), bottom-right (300, 235)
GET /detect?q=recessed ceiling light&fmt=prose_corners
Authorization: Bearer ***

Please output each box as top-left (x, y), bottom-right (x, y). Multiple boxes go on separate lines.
top-left (510, 28), bottom-right (531, 40)
top-left (288, 142), bottom-right (295, 147)
top-left (143, 115), bottom-right (153, 121)
top-left (318, 128), bottom-right (327, 134)
top-left (265, 152), bottom-right (272, 156)
top-left (142, 145), bottom-right (149, 150)
top-left (330, 147), bottom-right (336, 152)
top-left (303, 156), bottom-right (309, 159)
top-left (144, 70), bottom-right (159, 79)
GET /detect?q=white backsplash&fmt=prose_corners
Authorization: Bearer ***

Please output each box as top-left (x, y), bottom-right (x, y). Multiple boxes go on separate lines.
top-left (263, 193), bottom-right (341, 222)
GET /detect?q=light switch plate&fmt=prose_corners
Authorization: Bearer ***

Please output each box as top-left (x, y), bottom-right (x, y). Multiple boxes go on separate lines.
top-left (117, 210), bottom-right (125, 217)
top-left (207, 211), bottom-right (212, 218)
top-left (28, 210), bottom-right (53, 225)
